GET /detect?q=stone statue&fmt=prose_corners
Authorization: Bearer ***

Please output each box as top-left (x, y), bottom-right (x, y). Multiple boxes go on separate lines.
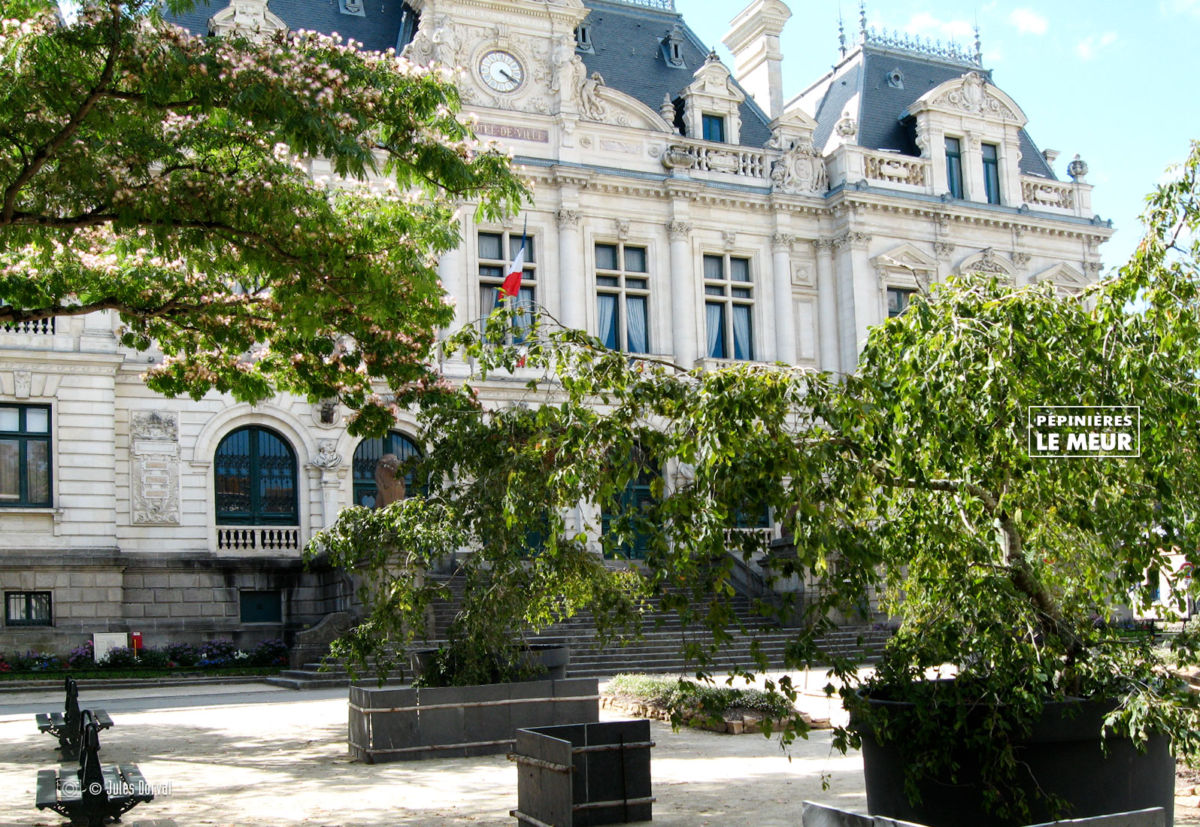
top-left (579, 71), bottom-right (606, 121)
top-left (374, 453), bottom-right (406, 506)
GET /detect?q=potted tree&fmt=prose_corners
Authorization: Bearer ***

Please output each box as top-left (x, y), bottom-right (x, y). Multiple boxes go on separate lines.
top-left (316, 146), bottom-right (1200, 810)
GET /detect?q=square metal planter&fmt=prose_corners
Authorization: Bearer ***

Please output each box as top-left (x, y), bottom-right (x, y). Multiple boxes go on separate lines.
top-left (511, 719), bottom-right (654, 826)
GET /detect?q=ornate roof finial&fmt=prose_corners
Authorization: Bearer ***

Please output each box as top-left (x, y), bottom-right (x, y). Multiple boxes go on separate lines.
top-left (973, 24), bottom-right (982, 65)
top-left (859, 1), bottom-right (867, 40)
top-left (838, 8), bottom-right (846, 57)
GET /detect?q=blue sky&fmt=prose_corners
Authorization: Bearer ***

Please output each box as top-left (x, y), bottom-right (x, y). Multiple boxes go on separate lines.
top-left (675, 0), bottom-right (1200, 271)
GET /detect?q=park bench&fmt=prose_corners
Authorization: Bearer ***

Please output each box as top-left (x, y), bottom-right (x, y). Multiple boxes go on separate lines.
top-left (35, 677), bottom-right (113, 759)
top-left (36, 710), bottom-right (154, 827)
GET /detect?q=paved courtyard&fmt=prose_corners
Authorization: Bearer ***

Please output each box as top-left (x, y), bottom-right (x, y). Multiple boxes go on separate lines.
top-left (0, 678), bottom-right (865, 826)
top-left (2, 677), bottom-right (1198, 826)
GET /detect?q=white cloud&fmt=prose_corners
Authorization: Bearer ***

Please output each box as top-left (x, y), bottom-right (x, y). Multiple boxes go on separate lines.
top-left (1161, 0), bottom-right (1200, 17)
top-left (1008, 8), bottom-right (1048, 35)
top-left (900, 12), bottom-right (974, 41)
top-left (1076, 32), bottom-right (1117, 60)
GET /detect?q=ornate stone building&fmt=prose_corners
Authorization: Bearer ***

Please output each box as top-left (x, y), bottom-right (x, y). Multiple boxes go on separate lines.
top-left (0, 0), bottom-right (1111, 651)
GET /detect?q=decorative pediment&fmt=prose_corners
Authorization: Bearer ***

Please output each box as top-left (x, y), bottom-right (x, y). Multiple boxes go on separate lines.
top-left (1031, 262), bottom-right (1089, 295)
top-left (580, 79), bottom-right (674, 132)
top-left (873, 243), bottom-right (938, 289)
top-left (208, 0), bottom-right (287, 40)
top-left (679, 52), bottom-right (745, 143)
top-left (908, 72), bottom-right (1027, 127)
top-left (957, 248), bottom-right (1016, 280)
top-left (768, 108), bottom-right (819, 149)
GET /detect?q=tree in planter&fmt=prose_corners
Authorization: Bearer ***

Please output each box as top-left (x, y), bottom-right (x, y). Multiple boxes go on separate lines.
top-left (0, 0), bottom-right (522, 436)
top-left (315, 144), bottom-right (1200, 816)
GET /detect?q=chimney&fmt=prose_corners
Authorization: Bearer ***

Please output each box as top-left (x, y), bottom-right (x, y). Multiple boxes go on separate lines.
top-left (722, 0), bottom-right (792, 120)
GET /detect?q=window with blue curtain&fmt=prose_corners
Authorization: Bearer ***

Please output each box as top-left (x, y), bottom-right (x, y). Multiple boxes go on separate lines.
top-left (595, 242), bottom-right (649, 353)
top-left (945, 136), bottom-right (964, 199)
top-left (478, 231), bottom-right (536, 345)
top-left (352, 432), bottom-right (424, 507)
top-left (703, 254), bottom-right (754, 360)
top-left (982, 143), bottom-right (1001, 204)
top-left (214, 426), bottom-right (297, 524)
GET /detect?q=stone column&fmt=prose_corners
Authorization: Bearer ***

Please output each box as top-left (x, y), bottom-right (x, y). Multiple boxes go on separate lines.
top-left (834, 230), bottom-right (872, 374)
top-left (770, 232), bottom-right (795, 364)
top-left (438, 219), bottom-right (468, 332)
top-left (309, 439), bottom-right (346, 530)
top-left (813, 239), bottom-right (839, 373)
top-left (556, 207), bottom-right (584, 331)
top-left (667, 220), bottom-right (696, 366)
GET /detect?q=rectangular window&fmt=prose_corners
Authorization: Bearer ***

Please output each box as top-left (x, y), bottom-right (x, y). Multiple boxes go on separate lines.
top-left (703, 254), bottom-right (754, 360)
top-left (982, 143), bottom-right (1001, 205)
top-left (239, 590), bottom-right (283, 623)
top-left (887, 287), bottom-right (915, 318)
top-left (6, 591), bottom-right (52, 626)
top-left (702, 114), bottom-right (726, 143)
top-left (0, 404), bottom-right (51, 507)
top-left (945, 137), bottom-right (963, 199)
top-left (595, 242), bottom-right (650, 354)
top-left (478, 231), bottom-right (536, 345)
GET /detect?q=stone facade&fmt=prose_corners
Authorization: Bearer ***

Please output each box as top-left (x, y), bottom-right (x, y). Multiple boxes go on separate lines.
top-left (0, 0), bottom-right (1112, 653)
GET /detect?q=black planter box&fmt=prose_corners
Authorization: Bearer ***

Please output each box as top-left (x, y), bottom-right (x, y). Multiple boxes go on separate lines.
top-left (511, 719), bottom-right (654, 826)
top-left (347, 677), bottom-right (599, 763)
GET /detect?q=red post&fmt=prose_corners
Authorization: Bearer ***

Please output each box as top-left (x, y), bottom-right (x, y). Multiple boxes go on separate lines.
top-left (130, 632), bottom-right (143, 654)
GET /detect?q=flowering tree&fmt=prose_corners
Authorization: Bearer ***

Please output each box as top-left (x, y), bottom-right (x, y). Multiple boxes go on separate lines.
top-left (0, 0), bottom-right (522, 435)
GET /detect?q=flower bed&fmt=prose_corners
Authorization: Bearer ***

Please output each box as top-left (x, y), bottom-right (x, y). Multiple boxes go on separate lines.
top-left (0, 638), bottom-right (289, 678)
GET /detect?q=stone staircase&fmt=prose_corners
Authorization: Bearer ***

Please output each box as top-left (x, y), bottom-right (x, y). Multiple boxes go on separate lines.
top-left (266, 573), bottom-right (891, 689)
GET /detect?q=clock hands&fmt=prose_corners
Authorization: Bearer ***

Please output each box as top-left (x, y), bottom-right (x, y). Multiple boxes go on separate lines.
top-left (498, 67), bottom-right (518, 84)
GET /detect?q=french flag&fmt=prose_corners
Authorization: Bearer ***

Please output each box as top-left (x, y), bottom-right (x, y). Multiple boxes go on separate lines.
top-left (499, 241), bottom-right (526, 300)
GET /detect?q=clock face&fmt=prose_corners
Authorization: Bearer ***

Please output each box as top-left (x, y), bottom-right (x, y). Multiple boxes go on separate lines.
top-left (479, 50), bottom-right (524, 93)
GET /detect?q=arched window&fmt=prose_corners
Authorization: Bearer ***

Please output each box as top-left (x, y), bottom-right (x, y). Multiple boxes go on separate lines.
top-left (601, 463), bottom-right (659, 560)
top-left (352, 432), bottom-right (423, 507)
top-left (214, 426), bottom-right (298, 524)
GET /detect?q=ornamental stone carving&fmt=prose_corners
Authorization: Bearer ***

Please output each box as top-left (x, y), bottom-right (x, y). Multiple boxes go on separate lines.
top-left (13, 370), bottom-right (30, 398)
top-left (771, 232), bottom-right (792, 251)
top-left (130, 411), bottom-right (180, 525)
top-left (934, 241), bottom-right (956, 260)
top-left (310, 439), bottom-right (343, 470)
top-left (556, 208), bottom-right (581, 228)
top-left (722, 230), bottom-right (737, 251)
top-left (666, 220), bottom-right (691, 240)
top-left (579, 71), bottom-right (607, 121)
top-left (404, 29), bottom-right (434, 66)
top-left (833, 231), bottom-right (871, 250)
top-left (208, 0), bottom-right (287, 40)
top-left (934, 71), bottom-right (1020, 121)
top-left (835, 111), bottom-right (858, 139)
top-left (615, 219), bottom-right (630, 240)
top-left (770, 139), bottom-right (829, 195)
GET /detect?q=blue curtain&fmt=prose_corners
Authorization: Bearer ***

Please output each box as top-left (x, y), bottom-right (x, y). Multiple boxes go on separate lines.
top-left (706, 302), bottom-right (724, 358)
top-left (626, 296), bottom-right (647, 353)
top-left (597, 293), bottom-right (617, 349)
top-left (732, 305), bottom-right (753, 360)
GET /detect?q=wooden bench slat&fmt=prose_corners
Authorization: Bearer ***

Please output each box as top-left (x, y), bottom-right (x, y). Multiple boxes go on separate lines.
top-left (93, 710), bottom-right (114, 729)
top-left (118, 764), bottom-right (155, 802)
top-left (34, 769), bottom-right (59, 808)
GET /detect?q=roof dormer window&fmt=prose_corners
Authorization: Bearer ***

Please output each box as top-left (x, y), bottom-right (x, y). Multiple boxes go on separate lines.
top-left (661, 23), bottom-right (687, 68)
top-left (575, 24), bottom-right (593, 53)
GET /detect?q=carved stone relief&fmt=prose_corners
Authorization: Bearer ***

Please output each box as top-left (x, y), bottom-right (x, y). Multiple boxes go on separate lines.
top-left (770, 139), bottom-right (829, 195)
top-left (208, 0), bottom-right (287, 40)
top-left (935, 72), bottom-right (1020, 121)
top-left (13, 370), bottom-right (31, 398)
top-left (130, 411), bottom-right (180, 525)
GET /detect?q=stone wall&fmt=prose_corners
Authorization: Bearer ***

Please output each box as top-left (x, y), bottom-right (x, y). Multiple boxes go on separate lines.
top-left (0, 550), bottom-right (347, 655)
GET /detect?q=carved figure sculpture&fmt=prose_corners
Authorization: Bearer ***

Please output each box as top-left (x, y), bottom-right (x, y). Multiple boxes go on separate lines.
top-left (374, 453), bottom-right (406, 506)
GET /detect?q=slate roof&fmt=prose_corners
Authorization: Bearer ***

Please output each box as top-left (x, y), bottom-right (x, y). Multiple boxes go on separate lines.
top-left (165, 0), bottom-right (773, 149)
top-left (798, 43), bottom-right (1057, 180)
top-left (577, 0), bottom-right (773, 148)
top-left (166, 0), bottom-right (416, 54)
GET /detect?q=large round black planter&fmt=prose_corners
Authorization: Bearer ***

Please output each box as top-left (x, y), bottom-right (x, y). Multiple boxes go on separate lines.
top-left (854, 695), bottom-right (1174, 827)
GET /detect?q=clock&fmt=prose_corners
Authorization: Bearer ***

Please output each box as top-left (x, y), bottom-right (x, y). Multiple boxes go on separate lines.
top-left (479, 50), bottom-right (524, 93)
